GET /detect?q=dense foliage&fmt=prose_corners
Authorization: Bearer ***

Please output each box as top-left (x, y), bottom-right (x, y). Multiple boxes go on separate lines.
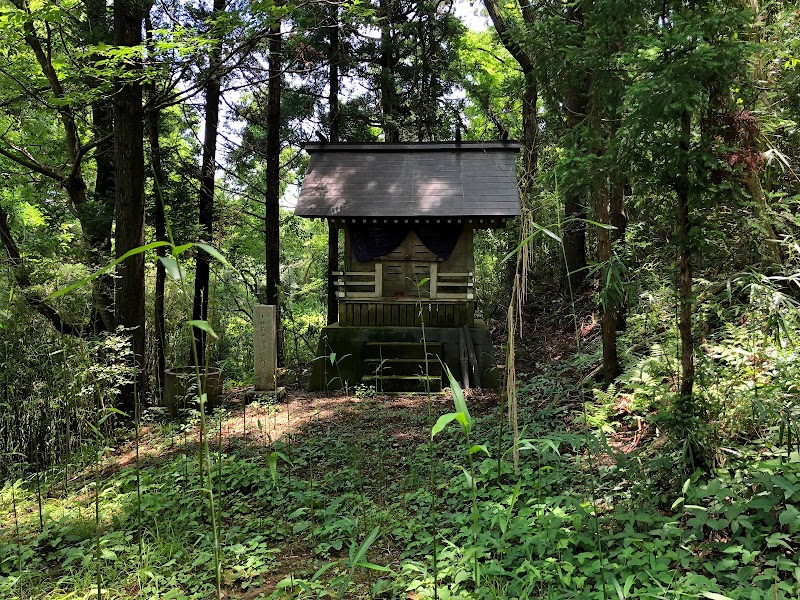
top-left (1, 0), bottom-right (800, 597)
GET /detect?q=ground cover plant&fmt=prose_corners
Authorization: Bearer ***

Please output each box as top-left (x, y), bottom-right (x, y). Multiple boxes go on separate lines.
top-left (2, 281), bottom-right (799, 599)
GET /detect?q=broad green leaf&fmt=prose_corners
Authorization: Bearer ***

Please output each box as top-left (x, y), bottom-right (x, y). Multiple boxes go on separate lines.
top-left (172, 243), bottom-right (193, 256)
top-left (444, 364), bottom-right (471, 432)
top-left (575, 217), bottom-right (617, 230)
top-left (701, 593), bottom-right (735, 600)
top-left (354, 561), bottom-right (392, 572)
top-left (187, 319), bottom-right (219, 339)
top-left (501, 222), bottom-right (561, 264)
top-left (431, 412), bottom-right (461, 438)
top-left (462, 467), bottom-right (473, 489)
top-left (99, 407), bottom-right (128, 424)
top-left (158, 256), bottom-right (184, 281)
top-left (195, 243), bottom-right (231, 267)
top-left (269, 451), bottom-right (278, 484)
top-left (351, 526), bottom-right (380, 567)
top-left (49, 241), bottom-right (170, 299)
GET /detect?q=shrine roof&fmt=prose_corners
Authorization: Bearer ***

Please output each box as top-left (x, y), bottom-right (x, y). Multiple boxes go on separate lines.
top-left (294, 142), bottom-right (522, 219)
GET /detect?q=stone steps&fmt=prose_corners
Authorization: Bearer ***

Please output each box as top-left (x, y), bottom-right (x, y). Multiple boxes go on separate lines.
top-left (363, 341), bottom-right (443, 392)
top-left (361, 375), bottom-right (442, 393)
top-left (364, 358), bottom-right (443, 377)
top-left (364, 341), bottom-right (442, 360)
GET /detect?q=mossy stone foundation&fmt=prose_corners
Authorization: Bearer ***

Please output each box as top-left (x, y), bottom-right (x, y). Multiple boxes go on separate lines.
top-left (309, 321), bottom-right (500, 391)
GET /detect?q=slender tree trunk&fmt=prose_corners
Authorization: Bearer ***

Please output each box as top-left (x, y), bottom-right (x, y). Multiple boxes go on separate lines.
top-left (676, 110), bottom-right (694, 406)
top-left (595, 175), bottom-right (619, 383)
top-left (191, 0), bottom-right (226, 367)
top-left (150, 113), bottom-right (167, 400)
top-left (146, 12), bottom-right (167, 403)
top-left (610, 171), bottom-right (627, 243)
top-left (520, 72), bottom-right (538, 198)
top-left (265, 19), bottom-right (284, 364)
top-left (561, 1), bottom-right (588, 293)
top-left (83, 0), bottom-right (116, 334)
top-left (327, 6), bottom-right (340, 325)
top-left (563, 85), bottom-right (588, 292)
top-left (85, 100), bottom-right (116, 333)
top-left (379, 0), bottom-right (399, 142)
top-left (114, 0), bottom-right (147, 416)
top-left (610, 168), bottom-right (627, 330)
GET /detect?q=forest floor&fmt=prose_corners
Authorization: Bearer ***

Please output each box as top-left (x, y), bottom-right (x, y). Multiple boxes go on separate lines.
top-left (2, 289), bottom-right (799, 598)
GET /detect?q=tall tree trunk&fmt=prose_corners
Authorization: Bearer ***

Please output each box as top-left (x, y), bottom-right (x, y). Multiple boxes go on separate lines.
top-left (265, 19), bottom-right (284, 364)
top-left (561, 1), bottom-right (588, 293)
top-left (379, 0), bottom-right (400, 142)
top-left (610, 167), bottom-right (628, 331)
top-left (563, 84), bottom-right (588, 292)
top-left (595, 174), bottom-right (619, 383)
top-left (610, 171), bottom-right (627, 243)
top-left (520, 72), bottom-right (538, 198)
top-left (83, 0), bottom-right (116, 334)
top-left (85, 98), bottom-right (116, 333)
top-left (327, 5), bottom-right (340, 325)
top-left (675, 110), bottom-right (694, 410)
top-left (191, 0), bottom-right (226, 367)
top-left (114, 0), bottom-right (147, 416)
top-left (146, 12), bottom-right (167, 403)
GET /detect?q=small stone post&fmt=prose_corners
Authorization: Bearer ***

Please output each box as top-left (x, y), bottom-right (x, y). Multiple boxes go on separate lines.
top-left (253, 304), bottom-right (277, 391)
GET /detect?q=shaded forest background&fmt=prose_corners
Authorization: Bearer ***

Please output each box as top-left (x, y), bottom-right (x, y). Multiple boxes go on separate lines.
top-left (2, 0), bottom-right (800, 475)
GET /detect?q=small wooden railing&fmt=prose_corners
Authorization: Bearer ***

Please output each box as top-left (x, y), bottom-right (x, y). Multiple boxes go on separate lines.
top-left (429, 264), bottom-right (474, 301)
top-left (334, 263), bottom-right (474, 301)
top-left (333, 264), bottom-right (382, 299)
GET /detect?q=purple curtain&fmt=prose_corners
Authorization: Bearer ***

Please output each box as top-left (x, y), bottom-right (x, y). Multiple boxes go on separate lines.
top-left (415, 224), bottom-right (463, 261)
top-left (348, 223), bottom-right (409, 262)
top-left (348, 222), bottom-right (463, 262)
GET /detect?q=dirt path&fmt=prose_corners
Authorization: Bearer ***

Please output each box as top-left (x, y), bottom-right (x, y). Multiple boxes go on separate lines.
top-left (109, 389), bottom-right (502, 476)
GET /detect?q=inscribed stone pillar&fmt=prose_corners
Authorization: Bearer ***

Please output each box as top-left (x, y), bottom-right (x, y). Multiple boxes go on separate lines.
top-left (254, 304), bottom-right (277, 391)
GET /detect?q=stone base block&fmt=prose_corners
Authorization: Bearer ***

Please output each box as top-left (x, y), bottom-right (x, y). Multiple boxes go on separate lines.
top-left (309, 321), bottom-right (500, 392)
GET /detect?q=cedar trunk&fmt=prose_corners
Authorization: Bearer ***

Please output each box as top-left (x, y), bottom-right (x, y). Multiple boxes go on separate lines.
top-left (114, 0), bottom-right (147, 416)
top-left (676, 111), bottom-right (694, 405)
top-left (191, 0), bottom-right (226, 367)
top-left (83, 0), bottom-right (115, 334)
top-left (610, 168), bottom-right (627, 331)
top-left (379, 0), bottom-right (399, 142)
top-left (265, 21), bottom-right (284, 364)
top-left (521, 72), bottom-right (538, 197)
top-left (147, 11), bottom-right (167, 402)
top-left (327, 7), bottom-right (340, 325)
top-left (563, 85), bottom-right (587, 292)
top-left (595, 176), bottom-right (619, 384)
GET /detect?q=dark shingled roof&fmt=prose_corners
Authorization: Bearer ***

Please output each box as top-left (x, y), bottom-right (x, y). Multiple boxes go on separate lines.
top-left (294, 142), bottom-right (521, 218)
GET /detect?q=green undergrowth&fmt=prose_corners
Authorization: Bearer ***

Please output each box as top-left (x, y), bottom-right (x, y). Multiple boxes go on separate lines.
top-left (1, 392), bottom-right (799, 599)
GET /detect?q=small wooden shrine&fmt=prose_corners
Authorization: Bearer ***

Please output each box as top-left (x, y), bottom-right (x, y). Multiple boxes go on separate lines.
top-left (295, 141), bottom-right (521, 392)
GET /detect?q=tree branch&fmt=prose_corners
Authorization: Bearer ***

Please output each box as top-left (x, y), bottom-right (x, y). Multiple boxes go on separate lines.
top-left (0, 142), bottom-right (65, 181)
top-left (0, 204), bottom-right (88, 336)
top-left (482, 0), bottom-right (534, 74)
